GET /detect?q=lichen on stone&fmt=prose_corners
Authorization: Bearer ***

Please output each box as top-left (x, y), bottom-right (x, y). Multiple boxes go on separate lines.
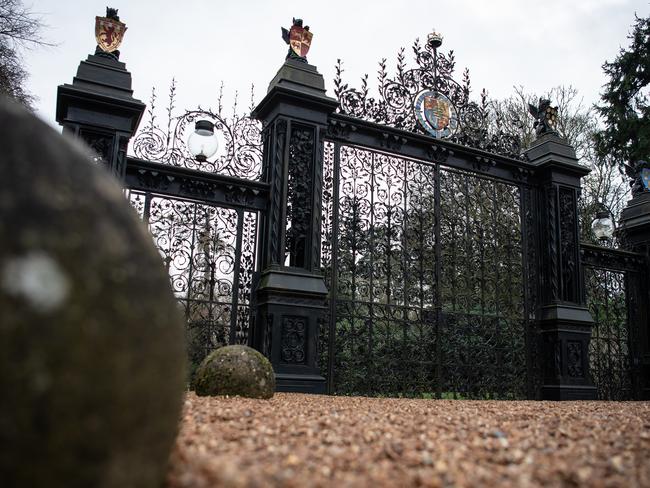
top-left (192, 345), bottom-right (275, 399)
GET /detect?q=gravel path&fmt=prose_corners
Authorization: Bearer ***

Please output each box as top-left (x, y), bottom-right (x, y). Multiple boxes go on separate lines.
top-left (167, 392), bottom-right (650, 487)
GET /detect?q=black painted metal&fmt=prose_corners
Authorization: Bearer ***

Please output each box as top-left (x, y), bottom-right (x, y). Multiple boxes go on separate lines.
top-left (56, 53), bottom-right (145, 180)
top-left (56, 28), bottom-right (650, 399)
top-left (250, 58), bottom-right (338, 394)
top-left (617, 192), bottom-right (650, 399)
top-left (319, 138), bottom-right (531, 398)
top-left (333, 38), bottom-right (523, 160)
top-left (125, 157), bottom-right (269, 212)
top-left (526, 133), bottom-right (598, 400)
top-left (123, 157), bottom-right (269, 370)
top-left (581, 244), bottom-right (647, 399)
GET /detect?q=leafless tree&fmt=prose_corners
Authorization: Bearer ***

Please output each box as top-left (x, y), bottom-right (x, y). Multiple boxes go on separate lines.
top-left (0, 0), bottom-right (51, 107)
top-left (492, 85), bottom-right (629, 242)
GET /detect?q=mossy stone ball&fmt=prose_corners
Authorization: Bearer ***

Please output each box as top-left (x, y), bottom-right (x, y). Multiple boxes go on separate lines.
top-left (193, 345), bottom-right (275, 399)
top-left (0, 100), bottom-right (187, 487)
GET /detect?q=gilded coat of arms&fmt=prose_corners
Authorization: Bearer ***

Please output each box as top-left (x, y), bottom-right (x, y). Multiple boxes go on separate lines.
top-left (95, 8), bottom-right (127, 53)
top-left (282, 18), bottom-right (312, 61)
top-left (414, 91), bottom-right (458, 138)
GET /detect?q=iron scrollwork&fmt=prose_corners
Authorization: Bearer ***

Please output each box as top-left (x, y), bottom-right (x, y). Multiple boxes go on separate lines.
top-left (281, 315), bottom-right (307, 364)
top-left (80, 129), bottom-right (113, 165)
top-left (286, 125), bottom-right (315, 268)
top-left (567, 341), bottom-right (584, 378)
top-left (559, 187), bottom-right (579, 302)
top-left (333, 37), bottom-right (524, 160)
top-left (583, 261), bottom-right (634, 400)
top-left (131, 81), bottom-right (263, 180)
top-left (321, 143), bottom-right (528, 398)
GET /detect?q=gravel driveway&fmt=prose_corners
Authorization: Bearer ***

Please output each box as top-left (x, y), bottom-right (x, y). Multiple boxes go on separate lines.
top-left (167, 393), bottom-right (650, 487)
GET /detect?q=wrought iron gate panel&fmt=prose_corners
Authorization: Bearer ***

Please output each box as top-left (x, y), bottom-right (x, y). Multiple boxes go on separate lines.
top-left (321, 140), bottom-right (528, 398)
top-left (127, 189), bottom-right (259, 372)
top-left (584, 267), bottom-right (631, 400)
top-left (124, 95), bottom-right (266, 377)
top-left (581, 244), bottom-right (646, 400)
top-left (438, 168), bottom-right (526, 398)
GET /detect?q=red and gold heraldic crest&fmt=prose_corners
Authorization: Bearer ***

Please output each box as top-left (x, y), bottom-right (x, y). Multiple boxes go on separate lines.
top-left (289, 25), bottom-right (313, 58)
top-left (95, 16), bottom-right (127, 53)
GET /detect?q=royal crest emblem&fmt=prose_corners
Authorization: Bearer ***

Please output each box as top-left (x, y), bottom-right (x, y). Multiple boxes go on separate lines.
top-left (282, 18), bottom-right (312, 61)
top-left (642, 168), bottom-right (650, 192)
top-left (95, 10), bottom-right (127, 53)
top-left (414, 91), bottom-right (458, 138)
top-left (289, 25), bottom-right (312, 57)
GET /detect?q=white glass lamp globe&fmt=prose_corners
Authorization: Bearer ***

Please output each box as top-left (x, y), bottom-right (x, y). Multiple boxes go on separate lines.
top-left (591, 210), bottom-right (614, 241)
top-left (188, 120), bottom-right (218, 162)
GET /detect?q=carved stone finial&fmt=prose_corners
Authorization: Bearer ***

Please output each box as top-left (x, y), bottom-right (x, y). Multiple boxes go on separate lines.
top-left (528, 98), bottom-right (558, 137)
top-left (281, 18), bottom-right (313, 63)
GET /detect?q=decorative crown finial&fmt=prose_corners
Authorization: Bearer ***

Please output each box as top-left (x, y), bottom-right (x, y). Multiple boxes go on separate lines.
top-left (281, 18), bottom-right (313, 63)
top-left (427, 30), bottom-right (443, 49)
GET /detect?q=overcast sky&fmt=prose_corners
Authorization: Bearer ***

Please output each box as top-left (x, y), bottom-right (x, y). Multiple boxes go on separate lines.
top-left (23, 0), bottom-right (649, 130)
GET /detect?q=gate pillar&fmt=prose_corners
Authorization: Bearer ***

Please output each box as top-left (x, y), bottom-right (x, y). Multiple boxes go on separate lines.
top-left (251, 58), bottom-right (338, 393)
top-left (618, 165), bottom-right (650, 399)
top-left (56, 41), bottom-right (144, 180)
top-left (526, 132), bottom-right (597, 400)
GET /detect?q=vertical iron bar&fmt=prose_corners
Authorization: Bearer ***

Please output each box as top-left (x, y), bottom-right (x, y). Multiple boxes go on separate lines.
top-left (491, 182), bottom-right (501, 396)
top-left (402, 158), bottom-right (409, 376)
top-left (229, 208), bottom-right (245, 345)
top-left (368, 150), bottom-right (376, 391)
top-left (464, 175), bottom-right (472, 396)
top-left (434, 163), bottom-right (442, 399)
top-left (143, 192), bottom-right (152, 226)
top-left (327, 142), bottom-right (341, 394)
top-left (185, 203), bottom-right (199, 308)
top-left (519, 186), bottom-right (533, 399)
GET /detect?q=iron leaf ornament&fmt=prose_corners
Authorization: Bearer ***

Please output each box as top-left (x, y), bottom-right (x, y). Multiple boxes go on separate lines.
top-left (528, 98), bottom-right (559, 137)
top-left (281, 18), bottom-right (312, 63)
top-left (333, 31), bottom-right (524, 160)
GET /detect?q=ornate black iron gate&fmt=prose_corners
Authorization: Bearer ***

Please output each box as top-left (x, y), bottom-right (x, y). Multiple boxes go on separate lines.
top-left (581, 244), bottom-right (647, 400)
top-left (123, 158), bottom-right (267, 373)
top-left (320, 123), bottom-right (533, 398)
top-left (56, 15), bottom-right (650, 399)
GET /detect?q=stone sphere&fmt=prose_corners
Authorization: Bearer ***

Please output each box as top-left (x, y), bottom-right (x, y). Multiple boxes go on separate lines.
top-left (193, 345), bottom-right (275, 399)
top-left (0, 100), bottom-right (187, 487)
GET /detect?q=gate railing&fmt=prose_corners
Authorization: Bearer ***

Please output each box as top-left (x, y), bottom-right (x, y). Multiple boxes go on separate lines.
top-left (321, 115), bottom-right (536, 398)
top-left (56, 17), bottom-right (650, 399)
top-left (580, 243), bottom-right (647, 399)
top-left (124, 157), bottom-right (269, 375)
